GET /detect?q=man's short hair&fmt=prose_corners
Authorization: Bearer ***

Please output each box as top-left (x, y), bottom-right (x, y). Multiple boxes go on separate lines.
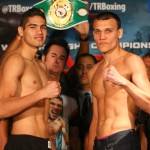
top-left (94, 11), bottom-right (121, 29)
top-left (56, 96), bottom-right (63, 102)
top-left (143, 53), bottom-right (150, 58)
top-left (75, 53), bottom-right (97, 66)
top-left (20, 8), bottom-right (46, 28)
top-left (43, 37), bottom-right (70, 61)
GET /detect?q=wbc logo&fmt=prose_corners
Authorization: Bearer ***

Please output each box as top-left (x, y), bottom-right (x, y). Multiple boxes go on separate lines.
top-left (33, 0), bottom-right (88, 30)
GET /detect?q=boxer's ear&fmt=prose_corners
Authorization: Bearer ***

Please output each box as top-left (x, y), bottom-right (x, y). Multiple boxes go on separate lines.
top-left (18, 26), bottom-right (23, 37)
top-left (118, 28), bottom-right (123, 39)
top-left (42, 55), bottom-right (46, 63)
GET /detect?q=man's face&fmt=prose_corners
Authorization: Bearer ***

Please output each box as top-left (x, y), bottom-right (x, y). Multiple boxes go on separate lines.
top-left (20, 16), bottom-right (47, 48)
top-left (49, 98), bottom-right (63, 120)
top-left (143, 57), bottom-right (150, 80)
top-left (45, 45), bottom-right (67, 75)
top-left (76, 56), bottom-right (95, 87)
top-left (93, 18), bottom-right (123, 54)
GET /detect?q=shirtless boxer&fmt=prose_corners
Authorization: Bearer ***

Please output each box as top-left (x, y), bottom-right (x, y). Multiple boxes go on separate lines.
top-left (0, 8), bottom-right (61, 150)
top-left (0, 20), bottom-right (89, 150)
top-left (143, 53), bottom-right (150, 80)
top-left (48, 97), bottom-right (69, 150)
top-left (88, 12), bottom-right (150, 150)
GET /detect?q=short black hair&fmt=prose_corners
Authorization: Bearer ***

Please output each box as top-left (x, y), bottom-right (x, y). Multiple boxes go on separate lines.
top-left (20, 8), bottom-right (46, 28)
top-left (43, 37), bottom-right (70, 61)
top-left (75, 53), bottom-right (97, 66)
top-left (49, 96), bottom-right (63, 103)
top-left (94, 11), bottom-right (121, 29)
top-left (56, 96), bottom-right (63, 102)
top-left (143, 53), bottom-right (150, 58)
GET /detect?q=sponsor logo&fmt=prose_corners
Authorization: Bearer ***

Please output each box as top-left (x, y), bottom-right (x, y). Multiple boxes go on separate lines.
top-left (90, 2), bottom-right (126, 12)
top-left (1, 5), bottom-right (32, 14)
top-left (1, 42), bottom-right (150, 52)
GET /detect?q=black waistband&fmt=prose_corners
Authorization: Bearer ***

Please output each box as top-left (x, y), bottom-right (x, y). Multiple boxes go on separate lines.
top-left (8, 134), bottom-right (49, 143)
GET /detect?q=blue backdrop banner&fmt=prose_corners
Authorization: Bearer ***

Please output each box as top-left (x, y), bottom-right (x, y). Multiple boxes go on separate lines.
top-left (0, 0), bottom-right (150, 67)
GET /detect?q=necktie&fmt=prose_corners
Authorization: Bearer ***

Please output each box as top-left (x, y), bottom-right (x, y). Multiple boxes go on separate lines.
top-left (81, 92), bottom-right (93, 132)
top-left (82, 92), bottom-right (91, 117)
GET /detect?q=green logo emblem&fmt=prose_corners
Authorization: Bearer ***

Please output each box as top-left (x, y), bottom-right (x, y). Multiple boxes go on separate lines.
top-left (33, 0), bottom-right (88, 30)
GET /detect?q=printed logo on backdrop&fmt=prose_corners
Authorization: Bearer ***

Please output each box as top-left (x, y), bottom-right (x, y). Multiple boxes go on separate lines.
top-left (89, 2), bottom-right (126, 12)
top-left (33, 0), bottom-right (88, 30)
top-left (1, 4), bottom-right (31, 14)
top-left (0, 0), bottom-right (150, 60)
